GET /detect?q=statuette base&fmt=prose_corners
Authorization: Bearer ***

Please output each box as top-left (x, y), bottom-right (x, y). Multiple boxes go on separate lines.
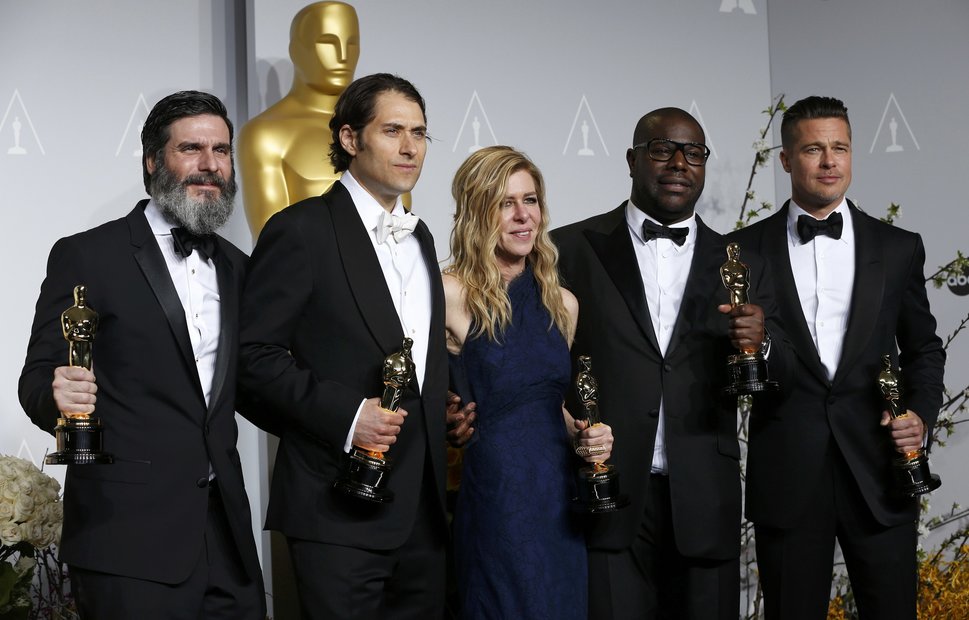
top-left (723, 352), bottom-right (779, 396)
top-left (334, 449), bottom-right (394, 504)
top-left (46, 417), bottom-right (114, 465)
top-left (893, 452), bottom-right (942, 497)
top-left (573, 464), bottom-right (629, 514)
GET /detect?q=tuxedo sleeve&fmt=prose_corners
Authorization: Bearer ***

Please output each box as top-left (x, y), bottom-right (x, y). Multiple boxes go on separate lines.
top-left (749, 251), bottom-right (794, 394)
top-left (19, 237), bottom-right (86, 434)
top-left (238, 211), bottom-right (363, 446)
top-left (895, 234), bottom-right (945, 438)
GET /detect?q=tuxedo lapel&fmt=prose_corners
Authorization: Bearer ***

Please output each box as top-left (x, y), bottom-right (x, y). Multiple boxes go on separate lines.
top-left (207, 244), bottom-right (237, 416)
top-left (834, 204), bottom-right (883, 384)
top-left (585, 206), bottom-right (660, 355)
top-left (765, 203), bottom-right (829, 384)
top-left (414, 221), bottom-right (443, 397)
top-left (127, 203), bottom-right (205, 400)
top-left (666, 218), bottom-right (723, 356)
top-left (327, 186), bottom-right (406, 357)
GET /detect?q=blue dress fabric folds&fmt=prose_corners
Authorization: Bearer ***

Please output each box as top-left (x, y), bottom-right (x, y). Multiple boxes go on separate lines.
top-left (449, 264), bottom-right (587, 619)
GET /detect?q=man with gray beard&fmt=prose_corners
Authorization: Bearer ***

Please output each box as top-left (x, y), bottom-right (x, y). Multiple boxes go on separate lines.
top-left (19, 91), bottom-right (266, 619)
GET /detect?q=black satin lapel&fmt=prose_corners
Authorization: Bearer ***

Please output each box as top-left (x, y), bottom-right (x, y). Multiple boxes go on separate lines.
top-left (666, 221), bottom-right (722, 355)
top-left (414, 222), bottom-right (443, 397)
top-left (329, 197), bottom-right (405, 356)
top-left (763, 208), bottom-right (830, 384)
top-left (586, 221), bottom-right (660, 354)
top-left (207, 248), bottom-right (236, 416)
top-left (834, 209), bottom-right (883, 384)
top-left (132, 236), bottom-right (206, 399)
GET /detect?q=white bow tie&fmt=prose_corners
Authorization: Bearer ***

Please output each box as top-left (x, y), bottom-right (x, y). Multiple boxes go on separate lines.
top-left (376, 210), bottom-right (420, 244)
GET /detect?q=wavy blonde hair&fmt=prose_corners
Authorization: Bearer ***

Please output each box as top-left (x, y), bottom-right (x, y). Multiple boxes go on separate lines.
top-left (444, 146), bottom-right (571, 342)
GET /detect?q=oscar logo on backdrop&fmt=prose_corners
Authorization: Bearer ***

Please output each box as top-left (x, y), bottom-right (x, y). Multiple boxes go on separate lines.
top-left (7, 116), bottom-right (26, 155)
top-left (239, 1), bottom-right (360, 240)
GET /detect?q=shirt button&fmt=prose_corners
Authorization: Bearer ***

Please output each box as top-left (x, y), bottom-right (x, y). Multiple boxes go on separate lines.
top-left (191, 269), bottom-right (196, 275)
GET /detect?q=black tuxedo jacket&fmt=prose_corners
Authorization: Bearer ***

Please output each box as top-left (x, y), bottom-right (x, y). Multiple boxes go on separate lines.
top-left (238, 181), bottom-right (448, 550)
top-left (729, 200), bottom-right (945, 528)
top-left (553, 205), bottom-right (785, 560)
top-left (19, 202), bottom-right (262, 586)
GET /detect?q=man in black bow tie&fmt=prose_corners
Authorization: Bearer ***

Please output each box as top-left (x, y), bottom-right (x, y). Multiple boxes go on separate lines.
top-left (729, 95), bottom-right (945, 620)
top-left (19, 91), bottom-right (266, 618)
top-left (553, 107), bottom-right (785, 619)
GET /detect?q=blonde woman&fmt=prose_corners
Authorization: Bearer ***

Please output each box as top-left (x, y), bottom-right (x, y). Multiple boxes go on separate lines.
top-left (444, 146), bottom-right (613, 619)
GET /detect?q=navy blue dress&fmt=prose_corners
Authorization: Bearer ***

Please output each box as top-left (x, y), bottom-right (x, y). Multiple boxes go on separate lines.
top-left (449, 265), bottom-right (587, 619)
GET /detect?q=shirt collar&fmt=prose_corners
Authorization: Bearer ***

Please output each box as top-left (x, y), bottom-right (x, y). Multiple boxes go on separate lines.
top-left (143, 199), bottom-right (176, 236)
top-left (340, 170), bottom-right (408, 239)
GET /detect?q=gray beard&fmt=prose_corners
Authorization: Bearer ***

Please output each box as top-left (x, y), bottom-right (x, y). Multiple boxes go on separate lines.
top-left (150, 161), bottom-right (237, 235)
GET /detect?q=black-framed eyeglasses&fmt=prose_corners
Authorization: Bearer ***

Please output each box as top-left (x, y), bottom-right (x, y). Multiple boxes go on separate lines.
top-left (632, 139), bottom-right (711, 166)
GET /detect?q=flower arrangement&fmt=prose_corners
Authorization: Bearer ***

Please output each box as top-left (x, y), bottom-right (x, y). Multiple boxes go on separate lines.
top-left (0, 455), bottom-right (73, 620)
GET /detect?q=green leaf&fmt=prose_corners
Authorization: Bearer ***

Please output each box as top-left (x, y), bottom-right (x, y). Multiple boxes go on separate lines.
top-left (0, 561), bottom-right (17, 608)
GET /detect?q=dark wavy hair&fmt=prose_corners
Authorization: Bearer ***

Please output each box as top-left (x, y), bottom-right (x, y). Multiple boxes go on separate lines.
top-left (328, 73), bottom-right (426, 172)
top-left (141, 91), bottom-right (233, 193)
top-left (780, 96), bottom-right (850, 150)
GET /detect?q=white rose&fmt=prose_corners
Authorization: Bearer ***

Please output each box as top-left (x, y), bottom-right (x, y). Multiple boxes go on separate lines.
top-left (2, 479), bottom-right (20, 501)
top-left (13, 493), bottom-right (35, 522)
top-left (0, 498), bottom-right (14, 520)
top-left (0, 522), bottom-right (22, 545)
top-left (48, 502), bottom-right (64, 524)
top-left (20, 520), bottom-right (45, 547)
top-left (0, 458), bottom-right (17, 479)
top-left (39, 523), bottom-right (58, 548)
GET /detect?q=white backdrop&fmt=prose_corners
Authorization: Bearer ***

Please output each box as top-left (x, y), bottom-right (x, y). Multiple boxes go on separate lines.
top-left (2, 1), bottom-right (967, 617)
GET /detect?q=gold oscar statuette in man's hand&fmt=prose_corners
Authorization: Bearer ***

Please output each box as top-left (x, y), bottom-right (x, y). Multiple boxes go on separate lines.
top-left (334, 338), bottom-right (415, 503)
top-left (46, 285), bottom-right (114, 465)
top-left (721, 243), bottom-right (778, 396)
top-left (878, 355), bottom-right (941, 496)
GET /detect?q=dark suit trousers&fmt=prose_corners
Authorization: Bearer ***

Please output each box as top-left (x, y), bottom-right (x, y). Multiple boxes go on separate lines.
top-left (754, 444), bottom-right (917, 620)
top-left (287, 472), bottom-right (446, 620)
top-left (71, 482), bottom-right (265, 620)
top-left (588, 474), bottom-right (740, 620)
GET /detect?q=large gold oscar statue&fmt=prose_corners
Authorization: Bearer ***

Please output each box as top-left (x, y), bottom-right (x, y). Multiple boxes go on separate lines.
top-left (239, 2), bottom-right (360, 240)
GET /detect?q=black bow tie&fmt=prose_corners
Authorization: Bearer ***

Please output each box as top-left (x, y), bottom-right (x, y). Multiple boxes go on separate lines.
top-left (642, 220), bottom-right (688, 246)
top-left (171, 228), bottom-right (217, 260)
top-left (797, 212), bottom-right (843, 243)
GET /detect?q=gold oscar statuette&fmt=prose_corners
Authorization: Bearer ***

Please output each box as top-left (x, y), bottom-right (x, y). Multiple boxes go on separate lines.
top-left (878, 355), bottom-right (941, 496)
top-left (572, 356), bottom-right (628, 513)
top-left (721, 243), bottom-right (778, 396)
top-left (239, 2), bottom-right (360, 240)
top-left (45, 285), bottom-right (113, 465)
top-left (333, 338), bottom-right (416, 503)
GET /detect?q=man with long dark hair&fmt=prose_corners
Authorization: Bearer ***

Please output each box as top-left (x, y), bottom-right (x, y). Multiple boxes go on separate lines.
top-left (238, 73), bottom-right (448, 618)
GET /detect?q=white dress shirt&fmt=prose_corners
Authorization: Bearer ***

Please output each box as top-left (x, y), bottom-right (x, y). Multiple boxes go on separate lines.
top-left (144, 200), bottom-right (220, 406)
top-left (626, 202), bottom-right (697, 474)
top-left (341, 171), bottom-right (434, 451)
top-left (787, 198), bottom-right (855, 381)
